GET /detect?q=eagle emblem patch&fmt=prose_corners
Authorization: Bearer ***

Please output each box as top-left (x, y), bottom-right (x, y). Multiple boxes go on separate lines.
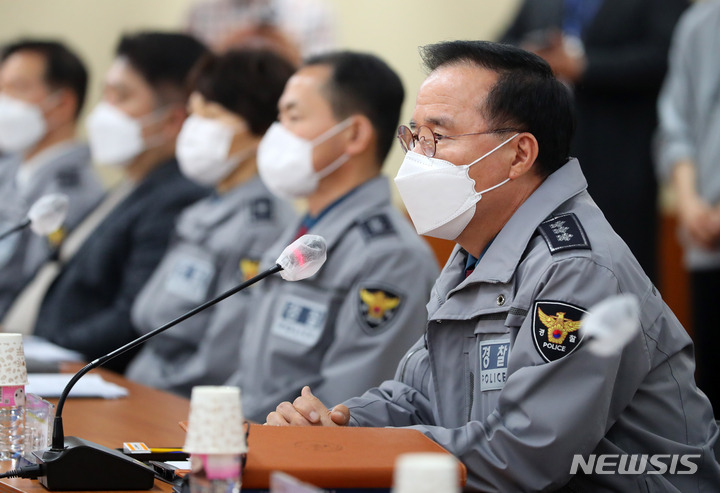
top-left (357, 287), bottom-right (402, 333)
top-left (239, 258), bottom-right (260, 281)
top-left (532, 300), bottom-right (587, 362)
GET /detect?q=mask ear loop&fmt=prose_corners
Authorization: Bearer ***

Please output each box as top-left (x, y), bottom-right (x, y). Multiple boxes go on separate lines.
top-left (467, 132), bottom-right (520, 199)
top-left (464, 132), bottom-right (520, 168)
top-left (139, 104), bottom-right (185, 150)
top-left (310, 117), bottom-right (355, 179)
top-left (310, 117), bottom-right (354, 146)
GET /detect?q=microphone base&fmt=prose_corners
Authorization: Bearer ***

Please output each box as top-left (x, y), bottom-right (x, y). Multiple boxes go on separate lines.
top-left (32, 436), bottom-right (155, 490)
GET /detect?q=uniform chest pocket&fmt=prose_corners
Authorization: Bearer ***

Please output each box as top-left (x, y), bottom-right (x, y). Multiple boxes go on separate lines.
top-left (269, 283), bottom-right (342, 351)
top-left (163, 246), bottom-right (217, 303)
top-left (466, 312), bottom-right (518, 422)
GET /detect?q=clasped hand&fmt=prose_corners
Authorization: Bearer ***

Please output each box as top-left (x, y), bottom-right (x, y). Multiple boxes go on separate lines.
top-left (266, 386), bottom-right (350, 427)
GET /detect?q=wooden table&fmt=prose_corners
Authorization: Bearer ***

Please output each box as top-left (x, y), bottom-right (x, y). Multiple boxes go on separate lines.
top-left (0, 368), bottom-right (190, 493)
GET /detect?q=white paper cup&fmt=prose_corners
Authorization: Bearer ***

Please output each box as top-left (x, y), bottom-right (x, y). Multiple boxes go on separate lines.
top-left (183, 386), bottom-right (247, 454)
top-left (0, 334), bottom-right (28, 386)
top-left (393, 452), bottom-right (460, 493)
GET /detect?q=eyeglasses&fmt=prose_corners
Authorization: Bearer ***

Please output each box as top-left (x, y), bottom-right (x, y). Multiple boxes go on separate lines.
top-left (397, 124), bottom-right (519, 158)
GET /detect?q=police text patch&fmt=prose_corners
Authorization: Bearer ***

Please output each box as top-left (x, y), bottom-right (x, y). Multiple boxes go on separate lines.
top-left (271, 295), bottom-right (327, 346)
top-left (532, 300), bottom-right (587, 362)
top-left (357, 286), bottom-right (402, 334)
top-left (537, 213), bottom-right (591, 254)
top-left (480, 339), bottom-right (510, 391)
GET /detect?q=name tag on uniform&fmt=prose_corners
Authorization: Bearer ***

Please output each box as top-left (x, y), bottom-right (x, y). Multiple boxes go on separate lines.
top-left (164, 256), bottom-right (215, 302)
top-left (480, 339), bottom-right (510, 392)
top-left (271, 295), bottom-right (327, 347)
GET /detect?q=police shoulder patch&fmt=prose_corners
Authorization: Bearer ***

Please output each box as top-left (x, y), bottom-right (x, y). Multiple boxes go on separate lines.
top-left (56, 169), bottom-right (80, 188)
top-left (357, 285), bottom-right (403, 334)
top-left (537, 212), bottom-right (591, 254)
top-left (532, 300), bottom-right (587, 362)
top-left (359, 213), bottom-right (395, 241)
top-left (250, 197), bottom-right (273, 222)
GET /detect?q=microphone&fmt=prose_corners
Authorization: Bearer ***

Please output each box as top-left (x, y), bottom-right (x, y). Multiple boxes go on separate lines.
top-left (28, 235), bottom-right (327, 491)
top-left (581, 294), bottom-right (640, 357)
top-left (0, 194), bottom-right (69, 241)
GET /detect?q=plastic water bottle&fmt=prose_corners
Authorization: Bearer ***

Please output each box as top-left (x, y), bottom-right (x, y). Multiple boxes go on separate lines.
top-left (189, 454), bottom-right (241, 493)
top-left (0, 385), bottom-right (26, 460)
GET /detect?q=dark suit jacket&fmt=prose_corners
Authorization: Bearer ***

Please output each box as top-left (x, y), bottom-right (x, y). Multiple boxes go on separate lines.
top-left (34, 159), bottom-right (208, 372)
top-left (501, 0), bottom-right (688, 281)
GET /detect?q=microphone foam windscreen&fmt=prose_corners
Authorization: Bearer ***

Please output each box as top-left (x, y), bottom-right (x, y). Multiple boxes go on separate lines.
top-left (28, 193), bottom-right (69, 236)
top-left (276, 234), bottom-right (327, 281)
top-left (581, 294), bottom-right (640, 357)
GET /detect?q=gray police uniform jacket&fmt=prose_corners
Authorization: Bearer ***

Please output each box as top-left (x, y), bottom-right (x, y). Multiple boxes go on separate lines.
top-left (125, 176), bottom-right (295, 396)
top-left (342, 160), bottom-right (720, 492)
top-left (228, 176), bottom-right (439, 422)
top-left (0, 143), bottom-right (104, 318)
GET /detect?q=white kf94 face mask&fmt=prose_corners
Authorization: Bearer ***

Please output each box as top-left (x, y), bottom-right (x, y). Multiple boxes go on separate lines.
top-left (176, 115), bottom-right (251, 186)
top-left (0, 93), bottom-right (49, 153)
top-left (394, 132), bottom-right (519, 240)
top-left (256, 118), bottom-right (352, 200)
top-left (86, 101), bottom-right (168, 167)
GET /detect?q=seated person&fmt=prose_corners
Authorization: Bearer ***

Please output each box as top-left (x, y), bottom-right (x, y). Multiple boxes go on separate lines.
top-left (33, 32), bottom-right (209, 372)
top-left (266, 40), bottom-right (720, 492)
top-left (226, 50), bottom-right (439, 422)
top-left (125, 48), bottom-right (297, 395)
top-left (0, 40), bottom-right (104, 320)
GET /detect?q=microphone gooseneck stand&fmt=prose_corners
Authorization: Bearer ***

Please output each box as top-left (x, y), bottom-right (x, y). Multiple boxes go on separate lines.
top-left (33, 264), bottom-right (283, 491)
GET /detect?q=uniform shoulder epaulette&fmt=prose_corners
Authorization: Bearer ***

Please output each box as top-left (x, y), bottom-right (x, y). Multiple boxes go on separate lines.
top-left (537, 212), bottom-right (591, 254)
top-left (56, 169), bottom-right (80, 189)
top-left (250, 197), bottom-right (273, 222)
top-left (359, 213), bottom-right (396, 241)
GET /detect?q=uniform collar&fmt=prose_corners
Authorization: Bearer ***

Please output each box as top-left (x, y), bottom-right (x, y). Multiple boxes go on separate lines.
top-left (15, 141), bottom-right (89, 195)
top-left (305, 175), bottom-right (391, 248)
top-left (268, 175), bottom-right (391, 262)
top-left (177, 175), bottom-right (270, 237)
top-left (457, 158), bottom-right (588, 285)
top-left (298, 184), bottom-right (362, 232)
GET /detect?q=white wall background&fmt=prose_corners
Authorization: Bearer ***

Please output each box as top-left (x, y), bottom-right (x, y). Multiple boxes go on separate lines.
top-left (0, 0), bottom-right (522, 186)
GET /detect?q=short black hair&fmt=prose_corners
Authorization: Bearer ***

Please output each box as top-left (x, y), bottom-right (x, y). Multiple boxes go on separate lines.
top-left (189, 49), bottom-right (295, 136)
top-left (304, 51), bottom-right (405, 166)
top-left (116, 32), bottom-right (208, 104)
top-left (1, 39), bottom-right (88, 118)
top-left (420, 40), bottom-right (575, 177)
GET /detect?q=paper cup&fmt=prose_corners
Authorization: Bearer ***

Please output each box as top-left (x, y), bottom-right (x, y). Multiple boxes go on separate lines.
top-left (183, 386), bottom-right (247, 454)
top-left (0, 334), bottom-right (28, 386)
top-left (393, 452), bottom-right (460, 493)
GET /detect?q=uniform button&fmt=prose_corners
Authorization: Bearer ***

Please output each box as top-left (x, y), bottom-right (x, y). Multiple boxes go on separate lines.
top-left (496, 294), bottom-right (506, 306)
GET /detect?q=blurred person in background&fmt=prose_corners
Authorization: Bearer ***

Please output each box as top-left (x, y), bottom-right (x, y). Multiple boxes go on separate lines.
top-left (186, 0), bottom-right (335, 57)
top-left (501, 0), bottom-right (689, 283)
top-left (125, 48), bottom-right (297, 395)
top-left (0, 40), bottom-right (104, 320)
top-left (227, 50), bottom-right (439, 422)
top-left (32, 32), bottom-right (208, 372)
top-left (655, 0), bottom-right (720, 416)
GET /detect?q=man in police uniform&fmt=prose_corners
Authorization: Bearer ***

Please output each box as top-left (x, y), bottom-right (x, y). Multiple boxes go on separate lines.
top-left (0, 40), bottom-right (104, 319)
top-left (266, 41), bottom-right (720, 491)
top-left (227, 51), bottom-right (439, 422)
